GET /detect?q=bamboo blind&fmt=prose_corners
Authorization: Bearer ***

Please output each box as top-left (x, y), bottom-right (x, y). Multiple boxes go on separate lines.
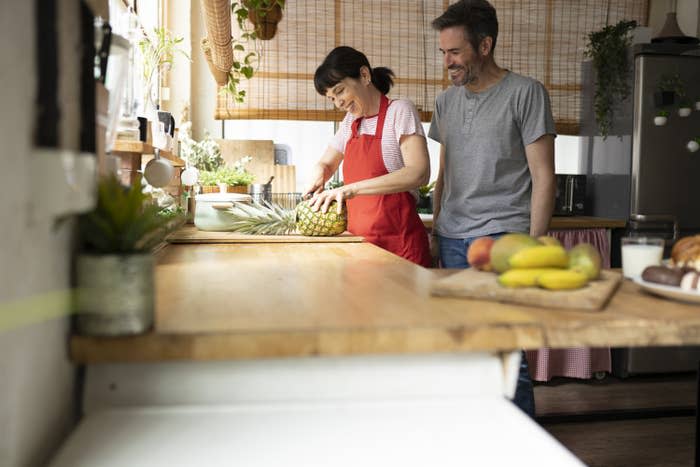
top-left (214, 0), bottom-right (648, 135)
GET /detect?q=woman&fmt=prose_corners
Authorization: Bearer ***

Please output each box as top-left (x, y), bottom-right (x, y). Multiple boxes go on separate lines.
top-left (306, 46), bottom-right (432, 267)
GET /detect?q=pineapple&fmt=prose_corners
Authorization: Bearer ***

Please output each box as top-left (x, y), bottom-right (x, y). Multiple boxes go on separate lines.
top-left (221, 200), bottom-right (347, 236)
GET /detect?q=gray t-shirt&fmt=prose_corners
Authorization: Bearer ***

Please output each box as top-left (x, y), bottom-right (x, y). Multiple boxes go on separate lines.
top-left (428, 71), bottom-right (556, 239)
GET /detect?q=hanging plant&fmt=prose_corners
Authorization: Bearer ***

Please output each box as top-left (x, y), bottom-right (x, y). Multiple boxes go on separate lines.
top-left (655, 73), bottom-right (684, 107)
top-left (138, 27), bottom-right (190, 111)
top-left (584, 20), bottom-right (637, 139)
top-left (222, 0), bottom-right (286, 103)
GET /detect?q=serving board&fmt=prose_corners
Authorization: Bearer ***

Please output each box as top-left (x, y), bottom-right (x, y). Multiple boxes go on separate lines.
top-left (430, 269), bottom-right (622, 311)
top-left (167, 225), bottom-right (364, 243)
top-left (216, 139), bottom-right (275, 185)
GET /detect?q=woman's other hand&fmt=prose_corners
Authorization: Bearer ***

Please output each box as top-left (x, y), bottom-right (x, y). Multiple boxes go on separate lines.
top-left (309, 185), bottom-right (357, 214)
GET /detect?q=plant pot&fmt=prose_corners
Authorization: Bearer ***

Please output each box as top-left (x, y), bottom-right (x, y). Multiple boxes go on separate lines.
top-left (687, 140), bottom-right (700, 153)
top-left (75, 253), bottom-right (154, 336)
top-left (201, 184), bottom-right (249, 194)
top-left (654, 116), bottom-right (668, 126)
top-left (654, 91), bottom-right (675, 107)
top-left (247, 3), bottom-right (283, 40)
top-left (678, 107), bottom-right (692, 117)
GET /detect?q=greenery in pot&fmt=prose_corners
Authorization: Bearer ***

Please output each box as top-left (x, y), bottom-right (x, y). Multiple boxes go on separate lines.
top-left (138, 27), bottom-right (190, 111)
top-left (75, 175), bottom-right (184, 336)
top-left (222, 0), bottom-right (286, 102)
top-left (198, 157), bottom-right (256, 188)
top-left (78, 175), bottom-right (183, 253)
top-left (180, 132), bottom-right (225, 172)
top-left (584, 20), bottom-right (637, 139)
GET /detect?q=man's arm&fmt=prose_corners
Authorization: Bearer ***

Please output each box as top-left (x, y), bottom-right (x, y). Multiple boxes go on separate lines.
top-left (525, 134), bottom-right (556, 237)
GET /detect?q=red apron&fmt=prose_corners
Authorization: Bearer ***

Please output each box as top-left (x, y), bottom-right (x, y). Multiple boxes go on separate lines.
top-left (342, 95), bottom-right (432, 267)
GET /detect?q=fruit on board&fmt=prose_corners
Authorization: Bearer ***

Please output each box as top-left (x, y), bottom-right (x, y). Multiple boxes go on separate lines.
top-left (467, 237), bottom-right (495, 271)
top-left (537, 235), bottom-right (562, 247)
top-left (490, 233), bottom-right (542, 273)
top-left (537, 270), bottom-right (589, 290)
top-left (567, 243), bottom-right (602, 280)
top-left (220, 200), bottom-right (347, 236)
top-left (498, 268), bottom-right (565, 288)
top-left (508, 245), bottom-right (569, 269)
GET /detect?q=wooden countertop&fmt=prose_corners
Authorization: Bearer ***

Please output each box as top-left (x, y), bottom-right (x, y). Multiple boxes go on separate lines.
top-left (70, 242), bottom-right (700, 364)
top-left (420, 214), bottom-right (626, 230)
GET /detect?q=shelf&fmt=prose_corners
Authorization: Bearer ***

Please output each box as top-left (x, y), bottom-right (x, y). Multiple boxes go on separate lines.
top-left (112, 140), bottom-right (185, 167)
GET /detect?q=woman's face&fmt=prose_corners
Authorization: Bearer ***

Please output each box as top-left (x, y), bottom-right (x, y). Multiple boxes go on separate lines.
top-left (324, 68), bottom-right (372, 117)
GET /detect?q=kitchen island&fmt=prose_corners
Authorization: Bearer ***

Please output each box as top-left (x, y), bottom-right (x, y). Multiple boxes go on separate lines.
top-left (71, 240), bottom-right (699, 362)
top-left (55, 240), bottom-right (700, 467)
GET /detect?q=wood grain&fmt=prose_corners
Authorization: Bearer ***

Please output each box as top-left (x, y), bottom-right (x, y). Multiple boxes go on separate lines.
top-left (430, 269), bottom-right (622, 311)
top-left (166, 225), bottom-right (363, 243)
top-left (70, 243), bottom-right (700, 363)
top-left (216, 139), bottom-right (275, 185)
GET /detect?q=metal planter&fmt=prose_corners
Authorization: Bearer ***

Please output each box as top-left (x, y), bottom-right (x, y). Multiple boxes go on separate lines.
top-left (75, 253), bottom-right (154, 336)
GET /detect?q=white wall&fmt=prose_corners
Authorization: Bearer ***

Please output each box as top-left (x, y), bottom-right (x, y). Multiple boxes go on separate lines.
top-left (0, 2), bottom-right (78, 466)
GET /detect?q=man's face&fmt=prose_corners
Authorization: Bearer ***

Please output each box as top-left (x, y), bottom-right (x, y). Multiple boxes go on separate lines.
top-left (438, 26), bottom-right (484, 87)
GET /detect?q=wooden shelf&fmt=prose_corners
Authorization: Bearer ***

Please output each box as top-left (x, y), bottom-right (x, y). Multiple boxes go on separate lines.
top-left (112, 140), bottom-right (185, 167)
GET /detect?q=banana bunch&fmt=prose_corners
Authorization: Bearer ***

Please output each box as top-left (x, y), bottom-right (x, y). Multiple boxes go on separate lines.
top-left (496, 239), bottom-right (601, 291)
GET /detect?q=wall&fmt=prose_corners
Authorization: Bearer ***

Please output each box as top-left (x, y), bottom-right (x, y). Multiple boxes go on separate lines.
top-left (0, 2), bottom-right (79, 466)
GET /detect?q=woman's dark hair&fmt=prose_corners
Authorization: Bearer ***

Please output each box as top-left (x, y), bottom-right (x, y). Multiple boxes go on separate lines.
top-left (432, 0), bottom-right (498, 54)
top-left (314, 46), bottom-right (395, 96)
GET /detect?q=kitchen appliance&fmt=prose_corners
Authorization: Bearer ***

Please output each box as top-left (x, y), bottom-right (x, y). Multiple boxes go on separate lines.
top-left (553, 174), bottom-right (586, 216)
top-left (585, 42), bottom-right (700, 376)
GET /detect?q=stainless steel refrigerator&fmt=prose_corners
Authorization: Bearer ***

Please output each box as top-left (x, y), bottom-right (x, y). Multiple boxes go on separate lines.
top-left (584, 43), bottom-right (700, 376)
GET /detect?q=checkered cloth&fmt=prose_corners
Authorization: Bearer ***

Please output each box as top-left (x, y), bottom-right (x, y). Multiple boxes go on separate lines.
top-left (526, 228), bottom-right (612, 381)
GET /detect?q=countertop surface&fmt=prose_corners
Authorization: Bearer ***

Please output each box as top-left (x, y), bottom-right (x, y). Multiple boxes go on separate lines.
top-left (420, 214), bottom-right (626, 230)
top-left (71, 242), bottom-right (700, 364)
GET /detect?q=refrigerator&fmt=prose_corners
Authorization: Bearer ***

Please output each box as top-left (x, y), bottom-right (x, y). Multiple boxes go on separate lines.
top-left (584, 43), bottom-right (700, 376)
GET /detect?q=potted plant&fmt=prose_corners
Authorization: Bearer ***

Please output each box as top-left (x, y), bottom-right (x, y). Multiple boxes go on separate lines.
top-left (687, 138), bottom-right (700, 153)
top-left (180, 131), bottom-right (225, 172)
top-left (584, 20), bottom-right (637, 139)
top-left (654, 110), bottom-right (669, 126)
top-left (655, 73), bottom-right (683, 108)
top-left (138, 27), bottom-right (190, 115)
top-left (417, 181), bottom-right (436, 214)
top-left (678, 99), bottom-right (692, 117)
top-left (236, 0), bottom-right (285, 40)
top-left (199, 157), bottom-right (256, 193)
top-left (75, 175), bottom-right (184, 336)
top-left (219, 0), bottom-right (286, 102)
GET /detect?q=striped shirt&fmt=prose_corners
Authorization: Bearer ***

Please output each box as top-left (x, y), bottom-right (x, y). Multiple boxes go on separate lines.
top-left (329, 98), bottom-right (425, 175)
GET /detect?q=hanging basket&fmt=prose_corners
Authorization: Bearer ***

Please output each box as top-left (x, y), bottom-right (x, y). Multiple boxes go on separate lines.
top-left (247, 3), bottom-right (283, 40)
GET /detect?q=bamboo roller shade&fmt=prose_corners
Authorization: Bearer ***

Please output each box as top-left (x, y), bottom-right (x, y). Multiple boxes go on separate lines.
top-left (214, 0), bottom-right (648, 136)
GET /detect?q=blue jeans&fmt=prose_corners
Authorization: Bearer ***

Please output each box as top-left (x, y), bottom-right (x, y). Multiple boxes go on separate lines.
top-left (438, 234), bottom-right (536, 418)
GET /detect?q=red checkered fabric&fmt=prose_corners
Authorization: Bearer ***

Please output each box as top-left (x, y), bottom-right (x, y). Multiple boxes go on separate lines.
top-left (526, 228), bottom-right (612, 381)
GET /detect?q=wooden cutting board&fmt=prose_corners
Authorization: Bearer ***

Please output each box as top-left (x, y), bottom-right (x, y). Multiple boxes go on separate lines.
top-left (430, 269), bottom-right (622, 311)
top-left (167, 225), bottom-right (363, 243)
top-left (216, 139), bottom-right (275, 185)
top-left (256, 164), bottom-right (297, 193)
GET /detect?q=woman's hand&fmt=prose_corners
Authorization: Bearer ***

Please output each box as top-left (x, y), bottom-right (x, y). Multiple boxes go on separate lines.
top-left (309, 185), bottom-right (358, 214)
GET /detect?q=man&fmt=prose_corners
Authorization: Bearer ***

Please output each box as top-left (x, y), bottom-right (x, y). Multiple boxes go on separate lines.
top-left (429, 0), bottom-right (556, 418)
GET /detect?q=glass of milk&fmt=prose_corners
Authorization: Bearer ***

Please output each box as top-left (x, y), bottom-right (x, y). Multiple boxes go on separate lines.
top-left (621, 237), bottom-right (665, 279)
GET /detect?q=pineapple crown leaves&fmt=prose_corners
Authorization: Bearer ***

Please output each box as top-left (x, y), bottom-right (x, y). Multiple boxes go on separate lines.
top-left (79, 175), bottom-right (183, 254)
top-left (221, 201), bottom-right (297, 235)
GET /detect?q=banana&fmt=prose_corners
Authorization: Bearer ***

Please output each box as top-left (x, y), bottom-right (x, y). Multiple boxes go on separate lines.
top-left (508, 245), bottom-right (569, 269)
top-left (498, 268), bottom-right (565, 288)
top-left (536, 270), bottom-right (589, 290)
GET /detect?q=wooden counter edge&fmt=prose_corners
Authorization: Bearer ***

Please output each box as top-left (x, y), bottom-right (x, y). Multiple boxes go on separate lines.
top-left (69, 325), bottom-right (545, 364)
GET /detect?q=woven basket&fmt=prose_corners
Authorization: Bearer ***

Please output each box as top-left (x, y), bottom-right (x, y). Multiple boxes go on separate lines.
top-left (200, 0), bottom-right (233, 72)
top-left (201, 185), bottom-right (249, 194)
top-left (201, 38), bottom-right (230, 86)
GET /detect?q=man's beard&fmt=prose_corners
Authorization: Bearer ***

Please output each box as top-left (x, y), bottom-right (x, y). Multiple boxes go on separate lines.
top-left (448, 60), bottom-right (482, 87)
